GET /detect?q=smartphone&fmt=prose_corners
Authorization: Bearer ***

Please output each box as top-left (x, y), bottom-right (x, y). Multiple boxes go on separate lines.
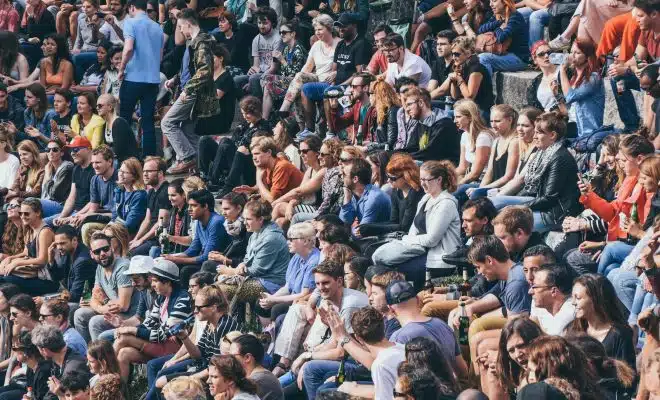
top-left (550, 53), bottom-right (568, 65)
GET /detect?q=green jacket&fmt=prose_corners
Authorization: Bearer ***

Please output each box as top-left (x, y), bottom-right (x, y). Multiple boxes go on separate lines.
top-left (182, 32), bottom-right (219, 118)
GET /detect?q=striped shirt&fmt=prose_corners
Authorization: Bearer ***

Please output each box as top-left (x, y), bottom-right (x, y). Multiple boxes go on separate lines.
top-left (137, 288), bottom-right (192, 343)
top-left (194, 314), bottom-right (241, 371)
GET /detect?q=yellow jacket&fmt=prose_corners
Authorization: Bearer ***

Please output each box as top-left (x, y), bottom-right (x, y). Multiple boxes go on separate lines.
top-left (70, 114), bottom-right (105, 149)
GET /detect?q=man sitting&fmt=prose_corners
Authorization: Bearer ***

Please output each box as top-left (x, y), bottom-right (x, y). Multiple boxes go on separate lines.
top-left (163, 189), bottom-right (229, 288)
top-left (383, 33), bottom-right (432, 87)
top-left (234, 136), bottom-right (304, 203)
top-left (230, 334), bottom-right (284, 400)
top-left (493, 205), bottom-right (546, 263)
top-left (48, 224), bottom-right (96, 304)
top-left (326, 73), bottom-right (373, 143)
top-left (340, 158), bottom-right (392, 239)
top-left (529, 263), bottom-right (576, 336)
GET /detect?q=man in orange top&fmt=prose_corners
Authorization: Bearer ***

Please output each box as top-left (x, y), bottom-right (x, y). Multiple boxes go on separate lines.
top-left (235, 136), bottom-right (303, 203)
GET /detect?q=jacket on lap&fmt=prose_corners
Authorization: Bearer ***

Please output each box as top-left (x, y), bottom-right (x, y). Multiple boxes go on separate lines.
top-left (400, 108), bottom-right (461, 164)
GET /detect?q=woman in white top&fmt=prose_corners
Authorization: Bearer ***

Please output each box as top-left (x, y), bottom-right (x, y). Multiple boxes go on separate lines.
top-left (527, 40), bottom-right (569, 116)
top-left (277, 14), bottom-right (339, 114)
top-left (452, 99), bottom-right (494, 205)
top-left (0, 131), bottom-right (19, 191)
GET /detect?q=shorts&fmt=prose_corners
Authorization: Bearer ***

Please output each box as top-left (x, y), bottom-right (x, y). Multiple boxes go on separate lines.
top-left (142, 337), bottom-right (181, 358)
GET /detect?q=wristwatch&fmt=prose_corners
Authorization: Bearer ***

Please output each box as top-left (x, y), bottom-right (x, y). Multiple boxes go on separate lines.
top-left (339, 336), bottom-right (351, 348)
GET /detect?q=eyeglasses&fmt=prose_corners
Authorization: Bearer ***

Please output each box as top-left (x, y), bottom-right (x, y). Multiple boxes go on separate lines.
top-left (19, 211), bottom-right (30, 217)
top-left (194, 304), bottom-right (212, 311)
top-left (339, 157), bottom-right (353, 163)
top-left (420, 176), bottom-right (439, 182)
top-left (300, 149), bottom-right (313, 154)
top-left (530, 285), bottom-right (553, 291)
top-left (39, 314), bottom-right (55, 320)
top-left (393, 390), bottom-right (408, 398)
top-left (91, 245), bottom-right (111, 255)
top-left (535, 50), bottom-right (550, 58)
top-left (46, 147), bottom-right (61, 153)
top-left (451, 52), bottom-right (463, 58)
top-left (382, 46), bottom-right (398, 53)
top-left (280, 30), bottom-right (293, 35)
top-left (387, 174), bottom-right (402, 181)
top-left (319, 152), bottom-right (332, 157)
top-left (69, 147), bottom-right (86, 154)
top-left (287, 236), bottom-right (304, 241)
top-left (146, 8), bottom-right (157, 13)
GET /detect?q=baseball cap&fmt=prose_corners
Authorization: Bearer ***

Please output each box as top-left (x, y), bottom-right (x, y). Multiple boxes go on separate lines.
top-left (65, 136), bottom-right (92, 149)
top-left (334, 13), bottom-right (358, 27)
top-left (124, 255), bottom-right (155, 276)
top-left (151, 258), bottom-right (180, 281)
top-left (385, 280), bottom-right (416, 305)
top-left (364, 265), bottom-right (392, 283)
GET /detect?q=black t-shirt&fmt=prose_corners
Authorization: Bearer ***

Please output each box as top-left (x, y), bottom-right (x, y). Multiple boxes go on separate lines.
top-left (53, 111), bottom-right (73, 133)
top-left (333, 38), bottom-right (371, 85)
top-left (215, 70), bottom-right (236, 133)
top-left (72, 164), bottom-right (95, 211)
top-left (431, 59), bottom-right (453, 85)
top-left (460, 58), bottom-right (494, 112)
top-left (147, 182), bottom-right (170, 225)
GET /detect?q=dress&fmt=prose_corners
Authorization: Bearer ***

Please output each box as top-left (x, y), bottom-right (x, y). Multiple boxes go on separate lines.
top-left (261, 42), bottom-right (308, 100)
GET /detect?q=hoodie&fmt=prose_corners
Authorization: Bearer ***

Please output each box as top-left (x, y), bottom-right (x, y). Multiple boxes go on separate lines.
top-left (244, 222), bottom-right (289, 287)
top-left (401, 108), bottom-right (461, 164)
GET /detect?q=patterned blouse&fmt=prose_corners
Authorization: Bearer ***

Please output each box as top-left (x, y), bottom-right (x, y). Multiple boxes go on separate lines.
top-left (316, 166), bottom-right (344, 217)
top-left (280, 42), bottom-right (308, 77)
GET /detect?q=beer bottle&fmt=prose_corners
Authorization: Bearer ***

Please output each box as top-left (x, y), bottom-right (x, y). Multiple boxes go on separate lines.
top-left (82, 281), bottom-right (92, 302)
top-left (627, 203), bottom-right (639, 243)
top-left (459, 267), bottom-right (471, 298)
top-left (458, 302), bottom-right (470, 345)
top-left (336, 354), bottom-right (347, 385)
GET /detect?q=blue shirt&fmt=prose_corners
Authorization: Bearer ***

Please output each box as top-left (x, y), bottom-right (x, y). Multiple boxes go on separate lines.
top-left (339, 184), bottom-right (392, 237)
top-left (286, 247), bottom-right (321, 294)
top-left (123, 12), bottom-right (163, 84)
top-left (113, 188), bottom-right (148, 234)
top-left (63, 327), bottom-right (88, 356)
top-left (184, 212), bottom-right (230, 264)
top-left (180, 47), bottom-right (191, 90)
top-left (565, 72), bottom-right (605, 137)
top-left (478, 12), bottom-right (530, 62)
top-left (23, 108), bottom-right (57, 149)
top-left (89, 169), bottom-right (118, 212)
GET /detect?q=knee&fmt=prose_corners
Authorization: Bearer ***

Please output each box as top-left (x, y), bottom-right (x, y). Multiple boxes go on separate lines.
top-left (155, 376), bottom-right (168, 389)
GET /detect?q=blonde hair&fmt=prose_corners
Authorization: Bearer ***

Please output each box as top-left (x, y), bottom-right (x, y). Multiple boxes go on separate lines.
top-left (16, 140), bottom-right (43, 191)
top-left (451, 36), bottom-right (476, 56)
top-left (250, 136), bottom-right (279, 156)
top-left (120, 157), bottom-right (146, 190)
top-left (491, 104), bottom-right (518, 137)
top-left (103, 222), bottom-right (130, 257)
top-left (162, 377), bottom-right (206, 400)
top-left (182, 176), bottom-right (206, 196)
top-left (454, 99), bottom-right (493, 149)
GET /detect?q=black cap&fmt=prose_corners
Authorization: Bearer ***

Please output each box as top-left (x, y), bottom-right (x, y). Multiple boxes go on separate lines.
top-left (334, 13), bottom-right (358, 27)
top-left (517, 383), bottom-right (568, 400)
top-left (385, 280), bottom-right (416, 305)
top-left (365, 265), bottom-right (392, 283)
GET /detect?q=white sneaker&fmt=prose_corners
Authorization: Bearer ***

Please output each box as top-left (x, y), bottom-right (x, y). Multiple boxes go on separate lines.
top-left (549, 35), bottom-right (571, 51)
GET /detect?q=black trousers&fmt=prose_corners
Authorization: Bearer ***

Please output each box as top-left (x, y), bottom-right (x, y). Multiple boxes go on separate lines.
top-left (198, 136), bottom-right (237, 185)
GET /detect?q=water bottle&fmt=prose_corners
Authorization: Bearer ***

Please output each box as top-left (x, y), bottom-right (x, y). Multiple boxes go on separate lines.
top-left (166, 315), bottom-right (195, 337)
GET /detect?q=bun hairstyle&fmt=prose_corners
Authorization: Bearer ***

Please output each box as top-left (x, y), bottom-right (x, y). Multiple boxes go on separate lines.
top-left (209, 355), bottom-right (258, 394)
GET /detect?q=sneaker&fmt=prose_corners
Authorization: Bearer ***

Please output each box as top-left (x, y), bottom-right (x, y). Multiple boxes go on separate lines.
top-left (295, 129), bottom-right (315, 142)
top-left (323, 132), bottom-right (337, 141)
top-left (548, 35), bottom-right (571, 51)
top-left (167, 158), bottom-right (196, 175)
top-left (442, 246), bottom-right (472, 269)
top-left (163, 146), bottom-right (174, 162)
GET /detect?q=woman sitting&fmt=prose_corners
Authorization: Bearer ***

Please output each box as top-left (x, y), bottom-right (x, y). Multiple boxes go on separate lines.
top-left (271, 135), bottom-right (325, 229)
top-left (6, 140), bottom-right (44, 203)
top-left (261, 21), bottom-right (308, 120)
top-left (216, 199), bottom-right (290, 321)
top-left (520, 336), bottom-right (604, 399)
top-left (0, 198), bottom-right (58, 296)
top-left (465, 104), bottom-right (519, 200)
top-left (373, 160), bottom-right (462, 290)
top-left (450, 0), bottom-right (492, 38)
top-left (526, 41), bottom-right (569, 116)
top-left (0, 283), bottom-right (21, 372)
top-left (366, 151), bottom-right (391, 194)
top-left (255, 221), bottom-right (320, 328)
top-left (39, 298), bottom-right (87, 357)
top-left (0, 32), bottom-right (30, 94)
top-left (358, 153), bottom-right (424, 237)
top-left (0, 330), bottom-right (52, 400)
top-left (491, 112), bottom-right (582, 232)
top-left (70, 92), bottom-right (105, 149)
top-left (207, 355), bottom-right (260, 400)
top-left (21, 83), bottom-right (57, 149)
top-left (452, 99), bottom-right (494, 203)
top-left (476, 0), bottom-right (529, 75)
top-left (98, 45), bottom-right (122, 98)
top-left (40, 139), bottom-right (73, 218)
top-left (70, 40), bottom-right (111, 95)
top-left (439, 37), bottom-right (494, 116)
top-left (211, 43), bottom-right (236, 136)
top-left (343, 256), bottom-right (369, 291)
top-left (112, 157), bottom-right (148, 236)
top-left (402, 338), bottom-right (460, 397)
top-left (558, 39), bottom-right (605, 138)
top-left (0, 199), bottom-right (26, 262)
top-left (274, 116), bottom-right (302, 171)
top-left (86, 339), bottom-right (121, 388)
top-left (102, 222), bottom-right (130, 258)
top-left (201, 192), bottom-right (250, 272)
top-left (0, 131), bottom-right (20, 196)
top-left (568, 273), bottom-right (636, 368)
top-left (364, 78), bottom-right (400, 153)
top-left (151, 179), bottom-right (192, 258)
top-left (97, 93), bottom-right (138, 163)
top-left (290, 138), bottom-right (345, 224)
top-left (38, 34), bottom-right (73, 95)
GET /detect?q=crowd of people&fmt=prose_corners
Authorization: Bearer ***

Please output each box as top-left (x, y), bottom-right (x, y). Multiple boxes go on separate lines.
top-left (1, 0), bottom-right (660, 398)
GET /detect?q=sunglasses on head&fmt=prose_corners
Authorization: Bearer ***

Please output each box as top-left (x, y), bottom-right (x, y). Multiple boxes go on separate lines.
top-left (7, 203), bottom-right (20, 210)
top-left (92, 245), bottom-right (111, 255)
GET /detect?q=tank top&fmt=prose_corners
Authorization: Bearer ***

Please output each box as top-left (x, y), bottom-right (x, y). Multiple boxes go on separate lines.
top-left (45, 66), bottom-right (64, 86)
top-left (492, 138), bottom-right (510, 182)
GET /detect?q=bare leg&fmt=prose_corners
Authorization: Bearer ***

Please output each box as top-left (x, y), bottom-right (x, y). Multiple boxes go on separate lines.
top-left (301, 92), bottom-right (315, 131)
top-left (561, 15), bottom-right (579, 40)
top-left (280, 99), bottom-right (292, 112)
top-left (118, 347), bottom-right (151, 381)
top-left (263, 89), bottom-right (274, 120)
top-left (56, 10), bottom-right (69, 36)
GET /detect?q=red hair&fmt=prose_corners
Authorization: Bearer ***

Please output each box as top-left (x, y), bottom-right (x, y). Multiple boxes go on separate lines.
top-left (570, 39), bottom-right (599, 87)
top-left (530, 40), bottom-right (548, 58)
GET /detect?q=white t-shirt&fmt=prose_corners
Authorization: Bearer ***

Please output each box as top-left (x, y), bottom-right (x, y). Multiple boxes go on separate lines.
top-left (385, 50), bottom-right (432, 88)
top-left (309, 38), bottom-right (340, 82)
top-left (461, 131), bottom-right (494, 166)
top-left (530, 298), bottom-right (575, 336)
top-left (372, 343), bottom-right (406, 400)
top-left (0, 154), bottom-right (19, 189)
top-left (100, 15), bottom-right (126, 45)
top-left (536, 72), bottom-right (559, 112)
top-left (252, 31), bottom-right (282, 73)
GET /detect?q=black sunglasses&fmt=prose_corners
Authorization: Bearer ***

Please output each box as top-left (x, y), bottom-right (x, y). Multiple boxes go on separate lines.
top-left (451, 52), bottom-right (463, 57)
top-left (194, 304), bottom-right (212, 311)
top-left (92, 245), bottom-right (111, 255)
top-left (536, 50), bottom-right (550, 58)
top-left (387, 174), bottom-right (402, 181)
top-left (46, 147), bottom-right (61, 153)
top-left (339, 157), bottom-right (353, 163)
top-left (69, 147), bottom-right (86, 154)
top-left (222, 336), bottom-right (233, 344)
top-left (300, 149), bottom-right (313, 154)
top-left (319, 152), bottom-right (331, 157)
top-left (280, 30), bottom-right (293, 35)
top-left (18, 211), bottom-right (30, 216)
top-left (39, 314), bottom-right (55, 319)
top-left (393, 390), bottom-right (408, 397)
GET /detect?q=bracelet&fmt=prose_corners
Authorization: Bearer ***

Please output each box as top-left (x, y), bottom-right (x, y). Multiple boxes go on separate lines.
top-left (451, 19), bottom-right (459, 22)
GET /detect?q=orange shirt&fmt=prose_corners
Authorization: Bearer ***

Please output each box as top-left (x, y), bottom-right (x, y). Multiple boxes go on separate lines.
top-left (262, 156), bottom-right (304, 200)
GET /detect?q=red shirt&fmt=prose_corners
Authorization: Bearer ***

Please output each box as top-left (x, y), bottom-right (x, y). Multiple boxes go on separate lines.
top-left (640, 29), bottom-right (660, 61)
top-left (368, 51), bottom-right (388, 75)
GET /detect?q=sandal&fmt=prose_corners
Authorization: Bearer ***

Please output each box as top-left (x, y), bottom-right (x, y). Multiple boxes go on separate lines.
top-left (272, 362), bottom-right (289, 378)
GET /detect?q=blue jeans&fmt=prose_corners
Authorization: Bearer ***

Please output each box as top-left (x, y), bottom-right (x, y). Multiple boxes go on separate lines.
top-left (302, 360), bottom-right (361, 400)
top-left (478, 52), bottom-right (528, 76)
top-left (628, 281), bottom-right (658, 325)
top-left (145, 357), bottom-right (196, 400)
top-left (40, 199), bottom-right (63, 218)
top-left (119, 80), bottom-right (159, 156)
top-left (610, 72), bottom-right (641, 132)
top-left (453, 183), bottom-right (480, 209)
top-left (72, 52), bottom-right (98, 83)
top-left (98, 329), bottom-right (115, 343)
top-left (607, 268), bottom-right (638, 311)
top-left (149, 246), bottom-right (161, 258)
top-left (491, 195), bottom-right (535, 210)
top-left (519, 8), bottom-right (550, 47)
top-left (301, 82), bottom-right (332, 102)
top-left (597, 241), bottom-right (633, 275)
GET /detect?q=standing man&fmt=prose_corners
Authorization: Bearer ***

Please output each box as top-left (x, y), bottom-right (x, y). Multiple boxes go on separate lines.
top-left (163, 8), bottom-right (218, 175)
top-left (129, 157), bottom-right (171, 256)
top-left (118, 0), bottom-right (164, 157)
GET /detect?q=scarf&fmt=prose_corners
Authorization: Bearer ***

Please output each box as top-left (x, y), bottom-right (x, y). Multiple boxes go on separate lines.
top-left (224, 217), bottom-right (244, 237)
top-left (522, 141), bottom-right (563, 194)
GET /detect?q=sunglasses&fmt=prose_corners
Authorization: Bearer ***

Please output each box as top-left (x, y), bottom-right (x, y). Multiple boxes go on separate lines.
top-left (393, 390), bottom-right (408, 397)
top-left (46, 147), bottom-right (61, 153)
top-left (19, 211), bottom-right (30, 216)
top-left (300, 149), bottom-right (312, 154)
top-left (92, 245), bottom-right (111, 255)
top-left (536, 50), bottom-right (550, 58)
top-left (194, 304), bottom-right (212, 311)
top-left (387, 174), bottom-right (402, 181)
top-left (451, 52), bottom-right (463, 58)
top-left (222, 336), bottom-right (233, 344)
top-left (10, 312), bottom-right (18, 318)
top-left (11, 346), bottom-right (25, 352)
top-left (280, 30), bottom-right (293, 35)
top-left (39, 313), bottom-right (55, 319)
top-left (69, 147), bottom-right (86, 154)
top-left (339, 157), bottom-right (353, 163)
top-left (319, 152), bottom-right (331, 157)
